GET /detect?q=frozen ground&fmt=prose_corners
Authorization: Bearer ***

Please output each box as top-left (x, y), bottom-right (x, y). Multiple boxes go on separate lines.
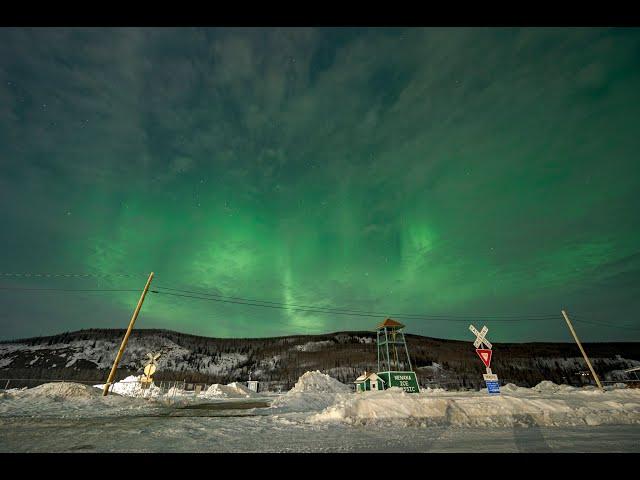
top-left (0, 372), bottom-right (639, 452)
top-left (1, 417), bottom-right (638, 452)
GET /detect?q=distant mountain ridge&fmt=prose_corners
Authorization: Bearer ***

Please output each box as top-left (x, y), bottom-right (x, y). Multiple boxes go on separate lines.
top-left (1, 328), bottom-right (639, 390)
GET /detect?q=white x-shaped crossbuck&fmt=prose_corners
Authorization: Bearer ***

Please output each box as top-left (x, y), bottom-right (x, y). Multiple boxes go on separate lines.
top-left (146, 352), bottom-right (161, 366)
top-left (469, 324), bottom-right (492, 349)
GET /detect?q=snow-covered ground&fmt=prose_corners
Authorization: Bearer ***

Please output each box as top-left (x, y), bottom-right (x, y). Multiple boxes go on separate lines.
top-left (92, 375), bottom-right (262, 401)
top-left (308, 383), bottom-right (640, 427)
top-left (1, 371), bottom-right (639, 452)
top-left (1, 418), bottom-right (637, 453)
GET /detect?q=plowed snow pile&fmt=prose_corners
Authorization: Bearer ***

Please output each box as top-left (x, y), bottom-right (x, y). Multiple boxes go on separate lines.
top-left (202, 382), bottom-right (259, 399)
top-left (21, 382), bottom-right (101, 400)
top-left (271, 371), bottom-right (351, 412)
top-left (309, 381), bottom-right (640, 427)
top-left (289, 371), bottom-right (352, 394)
top-left (94, 375), bottom-right (162, 398)
top-left (534, 381), bottom-right (580, 394)
top-left (166, 386), bottom-right (188, 397)
top-left (532, 380), bottom-right (561, 393)
top-left (0, 380), bottom-right (165, 419)
top-left (228, 382), bottom-right (258, 397)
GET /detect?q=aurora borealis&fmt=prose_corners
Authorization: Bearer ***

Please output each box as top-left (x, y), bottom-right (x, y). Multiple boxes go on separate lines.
top-left (1, 28), bottom-right (639, 342)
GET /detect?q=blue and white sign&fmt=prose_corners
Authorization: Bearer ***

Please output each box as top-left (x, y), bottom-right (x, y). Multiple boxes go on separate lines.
top-left (486, 380), bottom-right (500, 394)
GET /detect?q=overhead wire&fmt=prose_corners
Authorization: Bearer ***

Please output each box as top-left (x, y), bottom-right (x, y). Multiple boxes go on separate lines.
top-left (572, 317), bottom-right (640, 331)
top-left (3, 274), bottom-right (638, 333)
top-left (0, 287), bottom-right (141, 292)
top-left (153, 284), bottom-right (559, 321)
top-left (151, 289), bottom-right (559, 322)
top-left (0, 272), bottom-right (146, 278)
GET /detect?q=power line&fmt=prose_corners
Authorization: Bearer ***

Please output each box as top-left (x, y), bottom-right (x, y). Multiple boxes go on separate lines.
top-left (154, 285), bottom-right (559, 320)
top-left (0, 287), bottom-right (141, 292)
top-left (151, 289), bottom-right (559, 322)
top-left (0, 272), bottom-right (146, 278)
top-left (572, 318), bottom-right (640, 332)
top-left (153, 290), bottom-right (389, 318)
top-left (6, 275), bottom-right (637, 333)
top-left (0, 276), bottom-right (577, 320)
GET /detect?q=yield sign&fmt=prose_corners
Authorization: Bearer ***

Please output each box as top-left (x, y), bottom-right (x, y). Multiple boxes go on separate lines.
top-left (476, 349), bottom-right (492, 368)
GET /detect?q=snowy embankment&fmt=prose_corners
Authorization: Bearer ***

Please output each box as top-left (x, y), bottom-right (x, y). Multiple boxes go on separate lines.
top-left (0, 375), bottom-right (264, 418)
top-left (270, 372), bottom-right (640, 428)
top-left (3, 371), bottom-right (640, 430)
top-left (92, 375), bottom-right (260, 400)
top-left (309, 381), bottom-right (640, 428)
top-left (94, 375), bottom-right (163, 398)
top-left (270, 370), bottom-right (352, 412)
top-left (0, 381), bottom-right (157, 419)
top-left (12, 382), bottom-right (102, 400)
top-left (201, 381), bottom-right (259, 399)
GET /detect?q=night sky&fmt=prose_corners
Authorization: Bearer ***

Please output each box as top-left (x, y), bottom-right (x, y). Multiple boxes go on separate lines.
top-left (1, 27), bottom-right (639, 342)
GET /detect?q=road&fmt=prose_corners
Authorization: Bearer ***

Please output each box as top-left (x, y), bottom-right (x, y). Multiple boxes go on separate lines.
top-left (0, 415), bottom-right (638, 452)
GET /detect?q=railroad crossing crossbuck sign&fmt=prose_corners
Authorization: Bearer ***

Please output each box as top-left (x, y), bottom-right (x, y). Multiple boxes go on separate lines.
top-left (469, 324), bottom-right (492, 349)
top-left (469, 324), bottom-right (500, 395)
top-left (146, 352), bottom-right (161, 366)
top-left (141, 351), bottom-right (161, 387)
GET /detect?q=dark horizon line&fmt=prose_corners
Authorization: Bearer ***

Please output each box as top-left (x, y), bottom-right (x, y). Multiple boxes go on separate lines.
top-left (2, 326), bottom-right (639, 347)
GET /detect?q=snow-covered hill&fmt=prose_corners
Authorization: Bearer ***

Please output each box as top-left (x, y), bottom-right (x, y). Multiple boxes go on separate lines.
top-left (0, 334), bottom-right (247, 376)
top-left (1, 328), bottom-right (639, 389)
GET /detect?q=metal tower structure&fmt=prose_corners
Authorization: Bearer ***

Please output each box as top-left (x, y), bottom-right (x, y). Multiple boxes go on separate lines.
top-left (376, 318), bottom-right (413, 372)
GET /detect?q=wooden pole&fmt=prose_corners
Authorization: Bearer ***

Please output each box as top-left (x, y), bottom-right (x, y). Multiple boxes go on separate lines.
top-left (102, 272), bottom-right (154, 396)
top-left (561, 309), bottom-right (604, 392)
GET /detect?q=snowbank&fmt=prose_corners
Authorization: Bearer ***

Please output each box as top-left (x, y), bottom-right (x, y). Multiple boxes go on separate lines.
top-left (309, 384), bottom-right (640, 427)
top-left (501, 383), bottom-right (524, 392)
top-left (271, 391), bottom-right (351, 412)
top-left (201, 382), bottom-right (259, 399)
top-left (289, 371), bottom-right (351, 394)
top-left (271, 371), bottom-right (352, 412)
top-left (166, 386), bottom-right (189, 397)
top-left (228, 381), bottom-right (258, 397)
top-left (94, 375), bottom-right (162, 398)
top-left (421, 386), bottom-right (446, 394)
top-left (202, 384), bottom-right (242, 398)
top-left (532, 380), bottom-right (562, 394)
top-left (21, 382), bottom-right (102, 400)
top-left (610, 383), bottom-right (628, 390)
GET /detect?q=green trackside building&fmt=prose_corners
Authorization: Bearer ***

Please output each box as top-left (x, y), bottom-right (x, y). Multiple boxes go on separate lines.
top-left (354, 372), bottom-right (385, 392)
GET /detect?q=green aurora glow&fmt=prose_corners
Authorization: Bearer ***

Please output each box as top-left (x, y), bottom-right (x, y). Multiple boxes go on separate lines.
top-left (1, 28), bottom-right (639, 342)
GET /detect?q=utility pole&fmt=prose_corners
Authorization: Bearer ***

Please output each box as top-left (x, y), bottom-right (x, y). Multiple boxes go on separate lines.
top-left (561, 309), bottom-right (604, 392)
top-left (103, 272), bottom-right (154, 396)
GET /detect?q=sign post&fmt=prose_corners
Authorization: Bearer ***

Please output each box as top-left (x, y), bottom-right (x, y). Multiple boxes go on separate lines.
top-left (469, 324), bottom-right (500, 395)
